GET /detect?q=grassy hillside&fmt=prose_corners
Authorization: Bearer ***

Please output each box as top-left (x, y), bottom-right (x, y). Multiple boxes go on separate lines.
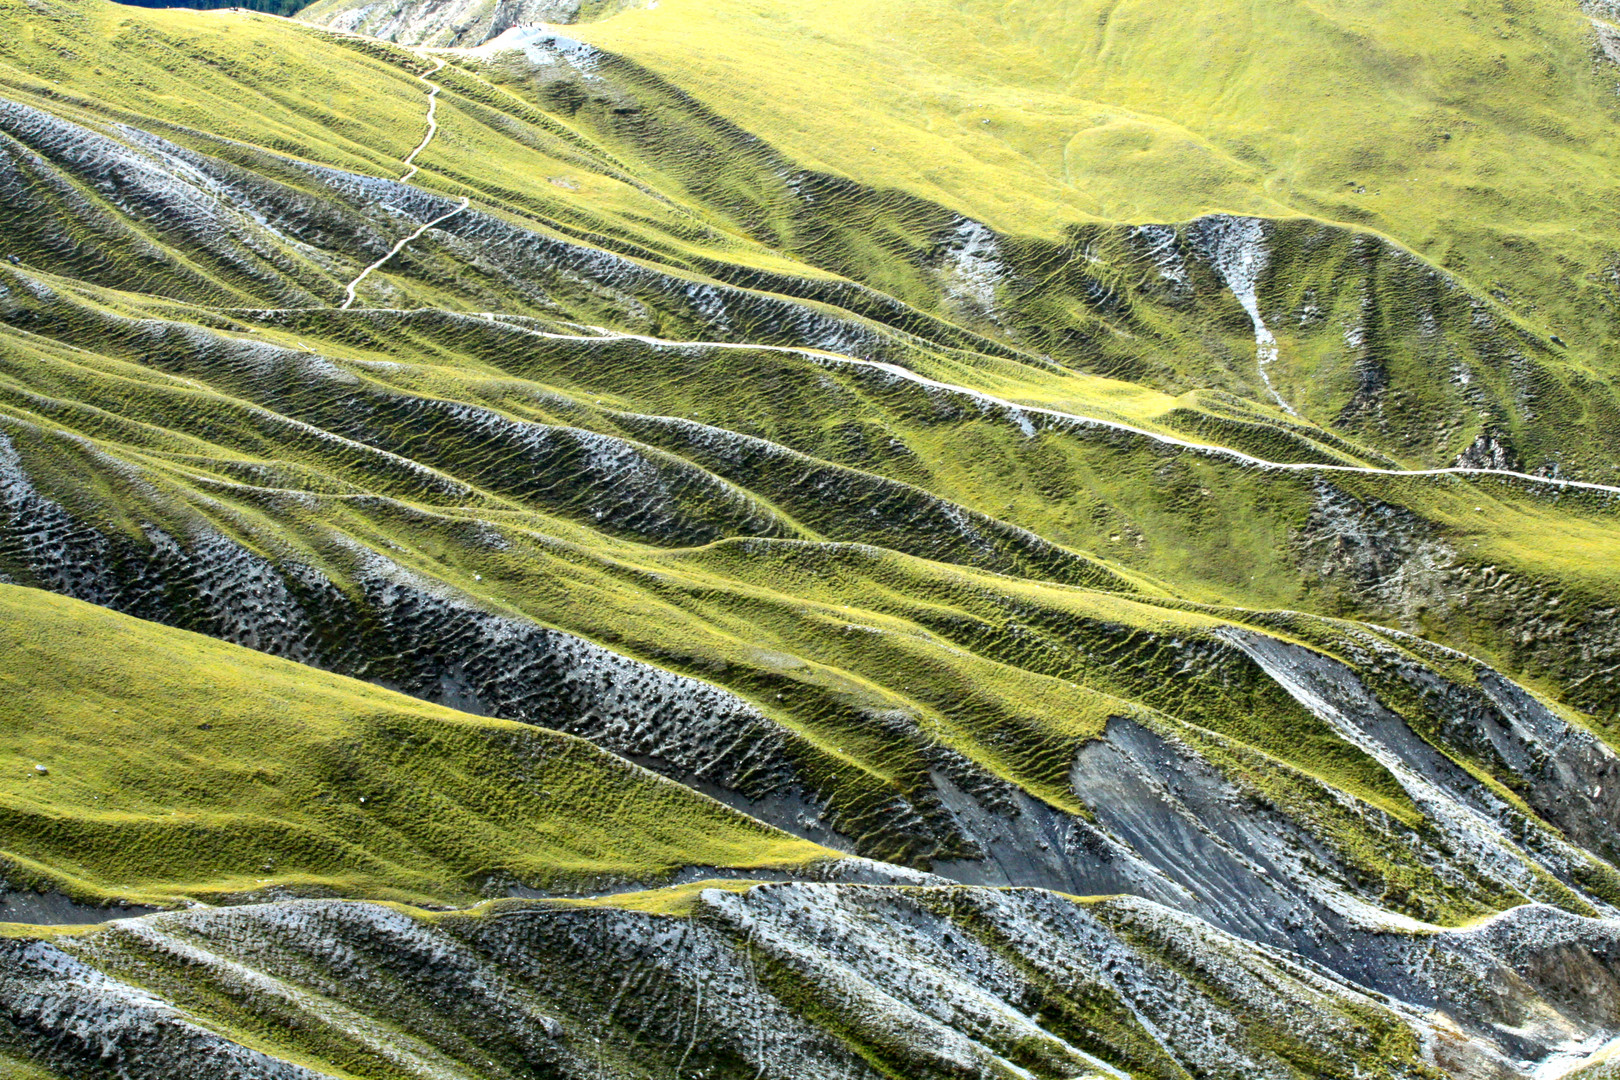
top-left (0, 1), bottom-right (1618, 1074)
top-left (0, 0), bottom-right (1616, 928)
top-left (5, 263), bottom-right (1620, 929)
top-left (568, 0), bottom-right (1620, 365)
top-left (11, 0), bottom-right (1620, 480)
top-left (0, 583), bottom-right (834, 909)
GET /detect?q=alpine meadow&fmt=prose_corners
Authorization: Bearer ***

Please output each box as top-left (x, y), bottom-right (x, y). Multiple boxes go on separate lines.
top-left (2, 0), bottom-right (1620, 1076)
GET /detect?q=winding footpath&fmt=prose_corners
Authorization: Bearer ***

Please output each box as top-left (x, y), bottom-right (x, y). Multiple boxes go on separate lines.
top-left (339, 51), bottom-right (461, 310)
top-left (339, 198), bottom-right (469, 310)
top-left (400, 56), bottom-right (446, 183)
top-left (517, 322), bottom-right (1620, 499)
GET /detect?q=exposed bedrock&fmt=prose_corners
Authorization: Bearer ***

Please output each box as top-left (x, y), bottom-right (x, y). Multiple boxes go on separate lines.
top-left (307, 0), bottom-right (614, 49)
top-left (2, 885), bottom-right (1618, 1079)
top-left (3, 8), bottom-right (1620, 1077)
top-left (3, 83), bottom-right (1620, 1066)
top-left (0, 420), bottom-right (990, 867)
top-left (1296, 481), bottom-right (1620, 724)
top-left (1222, 630), bottom-right (1618, 908)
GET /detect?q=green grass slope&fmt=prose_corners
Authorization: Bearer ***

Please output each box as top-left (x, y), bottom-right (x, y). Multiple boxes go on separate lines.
top-left (0, 0), bottom-right (1616, 941)
top-left (13, 0), bottom-right (1620, 479)
top-left (0, 3), bottom-right (1615, 1075)
top-left (567, 0), bottom-right (1620, 365)
top-left (530, 0), bottom-right (1620, 477)
top-left (0, 583), bottom-right (834, 909)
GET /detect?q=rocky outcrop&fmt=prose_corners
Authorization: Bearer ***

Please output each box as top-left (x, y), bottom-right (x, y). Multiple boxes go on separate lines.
top-left (299, 0), bottom-right (639, 48)
top-left (2, 885), bottom-right (1617, 1079)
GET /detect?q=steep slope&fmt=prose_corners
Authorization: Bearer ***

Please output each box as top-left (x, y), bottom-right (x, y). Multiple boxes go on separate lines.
top-left (4, 883), bottom-right (1620, 1079)
top-left (0, 0), bottom-right (1615, 903)
top-left (549, 0), bottom-right (1620, 382)
top-left (1, 0), bottom-right (1619, 1075)
top-left (306, 0), bottom-right (1620, 476)
top-left (0, 582), bottom-right (842, 910)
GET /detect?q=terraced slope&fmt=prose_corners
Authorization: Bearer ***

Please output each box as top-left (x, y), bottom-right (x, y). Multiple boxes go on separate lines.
top-left (0, 0), bottom-right (1619, 1075)
top-left (306, 0), bottom-right (1620, 478)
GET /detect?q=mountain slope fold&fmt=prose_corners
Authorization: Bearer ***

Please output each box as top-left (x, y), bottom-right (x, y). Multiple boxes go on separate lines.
top-left (0, 0), bottom-right (1619, 1076)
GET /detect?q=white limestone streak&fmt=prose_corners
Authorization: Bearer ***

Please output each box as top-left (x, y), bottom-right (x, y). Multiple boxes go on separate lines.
top-left (1194, 216), bottom-right (1299, 416)
top-left (1220, 631), bottom-right (1601, 914)
top-left (1131, 223), bottom-right (1191, 292)
top-left (939, 218), bottom-right (1004, 322)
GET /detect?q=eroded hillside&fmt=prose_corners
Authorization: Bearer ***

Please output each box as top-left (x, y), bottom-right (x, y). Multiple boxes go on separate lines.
top-left (0, 0), bottom-right (1619, 1076)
